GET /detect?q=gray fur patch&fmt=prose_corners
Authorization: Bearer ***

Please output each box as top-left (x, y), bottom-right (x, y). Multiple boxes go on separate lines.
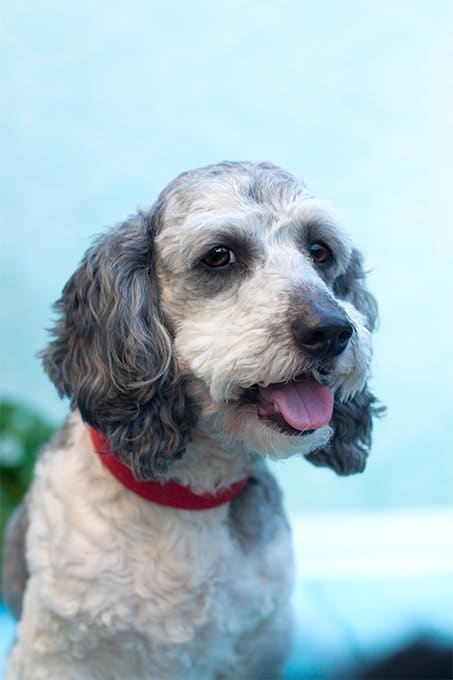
top-left (40, 212), bottom-right (198, 480)
top-left (307, 248), bottom-right (384, 475)
top-left (228, 464), bottom-right (290, 552)
top-left (2, 497), bottom-right (29, 619)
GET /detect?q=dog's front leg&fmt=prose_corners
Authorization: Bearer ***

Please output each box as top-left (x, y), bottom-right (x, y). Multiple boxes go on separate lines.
top-left (216, 604), bottom-right (294, 680)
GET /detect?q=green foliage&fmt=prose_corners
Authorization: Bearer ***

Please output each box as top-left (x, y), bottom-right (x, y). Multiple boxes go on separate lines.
top-left (0, 399), bottom-right (55, 563)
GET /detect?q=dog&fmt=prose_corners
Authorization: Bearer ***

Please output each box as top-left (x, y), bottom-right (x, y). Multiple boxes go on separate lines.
top-left (3, 161), bottom-right (379, 679)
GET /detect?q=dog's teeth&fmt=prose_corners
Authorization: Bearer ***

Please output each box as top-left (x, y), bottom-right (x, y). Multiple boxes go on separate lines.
top-left (273, 402), bottom-right (280, 414)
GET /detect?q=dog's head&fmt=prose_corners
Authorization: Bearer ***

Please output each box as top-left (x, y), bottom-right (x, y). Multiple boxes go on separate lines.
top-left (42, 162), bottom-right (380, 479)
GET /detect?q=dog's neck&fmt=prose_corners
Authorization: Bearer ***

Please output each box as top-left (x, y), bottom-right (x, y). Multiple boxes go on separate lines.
top-left (86, 412), bottom-right (257, 497)
top-left (165, 414), bottom-right (256, 495)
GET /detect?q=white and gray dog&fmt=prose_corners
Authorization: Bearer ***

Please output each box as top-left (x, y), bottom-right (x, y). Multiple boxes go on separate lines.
top-left (4, 162), bottom-right (379, 679)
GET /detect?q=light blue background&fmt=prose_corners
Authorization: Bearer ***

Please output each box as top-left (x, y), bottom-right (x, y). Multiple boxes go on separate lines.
top-left (2, 1), bottom-right (452, 510)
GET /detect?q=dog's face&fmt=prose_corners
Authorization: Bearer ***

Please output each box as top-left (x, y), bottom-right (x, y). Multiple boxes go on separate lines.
top-left (42, 162), bottom-right (380, 479)
top-left (155, 165), bottom-right (373, 460)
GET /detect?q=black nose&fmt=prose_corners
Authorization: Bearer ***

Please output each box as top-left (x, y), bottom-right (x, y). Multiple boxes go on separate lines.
top-left (292, 312), bottom-right (354, 359)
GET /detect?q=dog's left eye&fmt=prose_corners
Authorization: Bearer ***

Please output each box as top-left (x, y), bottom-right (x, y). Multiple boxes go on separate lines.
top-left (202, 246), bottom-right (237, 268)
top-left (309, 242), bottom-right (332, 265)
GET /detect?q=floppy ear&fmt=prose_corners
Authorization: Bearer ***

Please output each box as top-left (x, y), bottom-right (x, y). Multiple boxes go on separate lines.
top-left (306, 249), bottom-right (383, 475)
top-left (41, 210), bottom-right (197, 479)
top-left (333, 248), bottom-right (378, 332)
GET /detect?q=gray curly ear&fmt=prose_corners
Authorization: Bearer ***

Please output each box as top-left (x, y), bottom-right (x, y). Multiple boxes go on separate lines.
top-left (306, 249), bottom-right (383, 475)
top-left (41, 210), bottom-right (197, 479)
top-left (333, 248), bottom-right (378, 332)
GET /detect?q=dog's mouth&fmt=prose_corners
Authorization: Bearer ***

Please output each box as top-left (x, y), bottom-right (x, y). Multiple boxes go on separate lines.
top-left (241, 375), bottom-right (334, 436)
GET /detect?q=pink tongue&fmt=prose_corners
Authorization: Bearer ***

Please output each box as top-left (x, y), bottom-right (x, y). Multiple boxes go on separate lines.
top-left (257, 379), bottom-right (334, 431)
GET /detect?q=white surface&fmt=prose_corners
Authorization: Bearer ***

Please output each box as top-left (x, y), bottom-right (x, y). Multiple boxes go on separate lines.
top-left (291, 506), bottom-right (453, 579)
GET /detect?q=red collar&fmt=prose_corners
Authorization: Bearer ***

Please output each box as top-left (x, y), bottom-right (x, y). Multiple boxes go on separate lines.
top-left (88, 426), bottom-right (249, 510)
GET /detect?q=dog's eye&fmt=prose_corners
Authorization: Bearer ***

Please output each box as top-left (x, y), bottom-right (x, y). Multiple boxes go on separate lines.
top-left (202, 246), bottom-right (237, 268)
top-left (309, 242), bottom-right (332, 265)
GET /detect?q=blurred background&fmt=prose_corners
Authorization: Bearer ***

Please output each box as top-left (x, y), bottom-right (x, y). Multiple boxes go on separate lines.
top-left (1, 1), bottom-right (452, 677)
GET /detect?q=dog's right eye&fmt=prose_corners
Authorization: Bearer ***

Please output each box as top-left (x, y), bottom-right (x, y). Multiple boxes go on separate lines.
top-left (309, 241), bottom-right (332, 265)
top-left (201, 246), bottom-right (237, 268)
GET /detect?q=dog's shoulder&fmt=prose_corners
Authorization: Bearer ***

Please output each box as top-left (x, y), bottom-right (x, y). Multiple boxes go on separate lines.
top-left (2, 415), bottom-right (76, 620)
top-left (228, 461), bottom-right (290, 552)
top-left (2, 495), bottom-right (30, 619)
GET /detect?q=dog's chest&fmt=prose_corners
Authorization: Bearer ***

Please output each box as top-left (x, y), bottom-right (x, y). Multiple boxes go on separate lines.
top-left (29, 446), bottom-right (294, 656)
top-left (99, 474), bottom-right (293, 648)
top-left (116, 497), bottom-right (293, 647)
